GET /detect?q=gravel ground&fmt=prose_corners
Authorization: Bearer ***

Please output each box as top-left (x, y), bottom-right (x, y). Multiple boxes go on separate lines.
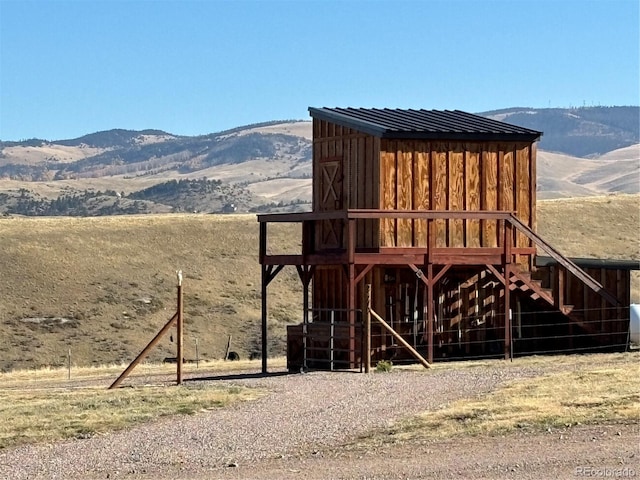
top-left (0, 365), bottom-right (637, 480)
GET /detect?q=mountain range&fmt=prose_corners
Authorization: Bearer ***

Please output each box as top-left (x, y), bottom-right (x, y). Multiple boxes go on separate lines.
top-left (0, 106), bottom-right (638, 216)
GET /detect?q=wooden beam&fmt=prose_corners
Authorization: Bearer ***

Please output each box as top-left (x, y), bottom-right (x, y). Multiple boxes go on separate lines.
top-left (261, 265), bottom-right (268, 373)
top-left (355, 264), bottom-right (375, 285)
top-left (259, 222), bottom-right (267, 264)
top-left (348, 218), bottom-right (356, 264)
top-left (348, 263), bottom-right (356, 368)
top-left (408, 263), bottom-right (429, 287)
top-left (370, 308), bottom-right (430, 369)
top-left (176, 282), bottom-right (184, 385)
top-left (427, 263), bottom-right (434, 363)
top-left (486, 264), bottom-right (506, 284)
top-left (556, 265), bottom-right (565, 309)
top-left (504, 222), bottom-right (512, 360)
top-left (354, 253), bottom-right (427, 265)
top-left (365, 284), bottom-right (372, 373)
top-left (431, 264), bottom-right (452, 287)
top-left (296, 265), bottom-right (313, 371)
top-left (109, 312), bottom-right (178, 389)
top-left (432, 254), bottom-right (502, 265)
top-left (508, 214), bottom-right (620, 307)
top-left (265, 264), bottom-right (286, 285)
top-left (257, 209), bottom-right (516, 224)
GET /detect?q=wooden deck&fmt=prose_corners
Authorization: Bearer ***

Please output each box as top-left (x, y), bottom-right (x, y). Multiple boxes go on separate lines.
top-left (258, 209), bottom-right (625, 372)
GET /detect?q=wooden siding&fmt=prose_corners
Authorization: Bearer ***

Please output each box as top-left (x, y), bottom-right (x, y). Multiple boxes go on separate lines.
top-left (535, 265), bottom-right (631, 347)
top-left (312, 266), bottom-right (347, 323)
top-left (379, 140), bottom-right (536, 261)
top-left (313, 119), bottom-right (380, 249)
top-left (311, 119), bottom-right (537, 266)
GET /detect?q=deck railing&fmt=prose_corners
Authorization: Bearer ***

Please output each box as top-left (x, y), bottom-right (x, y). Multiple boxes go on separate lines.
top-left (258, 209), bottom-right (620, 309)
top-left (258, 209), bottom-right (530, 263)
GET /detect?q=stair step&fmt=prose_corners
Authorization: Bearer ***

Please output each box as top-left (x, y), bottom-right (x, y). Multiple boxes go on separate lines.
top-left (517, 271), bottom-right (532, 281)
top-left (531, 288), bottom-right (554, 303)
top-left (561, 304), bottom-right (575, 314)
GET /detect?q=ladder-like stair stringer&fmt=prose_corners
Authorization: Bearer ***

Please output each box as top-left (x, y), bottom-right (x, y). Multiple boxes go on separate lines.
top-left (509, 269), bottom-right (595, 335)
top-left (508, 214), bottom-right (621, 307)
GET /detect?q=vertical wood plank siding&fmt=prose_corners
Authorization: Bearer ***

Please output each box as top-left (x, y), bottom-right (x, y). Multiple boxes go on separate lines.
top-left (381, 142), bottom-right (397, 246)
top-left (431, 144), bottom-right (448, 247)
top-left (448, 146), bottom-right (465, 247)
top-left (312, 120), bottom-right (537, 266)
top-left (482, 145), bottom-right (499, 247)
top-left (397, 142), bottom-right (413, 247)
top-left (377, 140), bottom-right (536, 260)
top-left (465, 144), bottom-right (481, 247)
top-left (312, 120), bottom-right (381, 249)
top-left (312, 267), bottom-right (347, 323)
top-left (413, 144), bottom-right (430, 246)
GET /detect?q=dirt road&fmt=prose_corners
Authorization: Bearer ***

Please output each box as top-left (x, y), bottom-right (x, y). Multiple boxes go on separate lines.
top-left (0, 365), bottom-right (637, 479)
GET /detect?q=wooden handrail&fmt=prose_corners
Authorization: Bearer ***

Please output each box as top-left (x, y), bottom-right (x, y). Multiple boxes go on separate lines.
top-left (507, 214), bottom-right (621, 307)
top-left (257, 209), bottom-right (515, 223)
top-left (258, 209), bottom-right (622, 309)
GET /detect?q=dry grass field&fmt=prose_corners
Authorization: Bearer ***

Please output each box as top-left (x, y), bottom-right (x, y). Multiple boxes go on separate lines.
top-left (360, 352), bottom-right (639, 446)
top-left (0, 214), bottom-right (302, 371)
top-left (0, 194), bottom-right (638, 372)
top-left (0, 357), bottom-right (287, 449)
top-left (0, 352), bottom-right (640, 458)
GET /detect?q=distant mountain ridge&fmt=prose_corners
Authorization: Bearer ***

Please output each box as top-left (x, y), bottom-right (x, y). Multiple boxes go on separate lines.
top-left (481, 106), bottom-right (639, 157)
top-left (0, 107), bottom-right (637, 216)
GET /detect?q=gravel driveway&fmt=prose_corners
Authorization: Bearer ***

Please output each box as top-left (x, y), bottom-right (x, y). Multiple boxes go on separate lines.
top-left (0, 365), bottom-right (636, 480)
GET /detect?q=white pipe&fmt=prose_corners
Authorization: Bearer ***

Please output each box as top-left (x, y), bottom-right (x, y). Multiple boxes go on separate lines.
top-left (630, 304), bottom-right (640, 344)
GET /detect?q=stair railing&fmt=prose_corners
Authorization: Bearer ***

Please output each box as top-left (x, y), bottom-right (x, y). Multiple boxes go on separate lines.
top-left (507, 214), bottom-right (621, 307)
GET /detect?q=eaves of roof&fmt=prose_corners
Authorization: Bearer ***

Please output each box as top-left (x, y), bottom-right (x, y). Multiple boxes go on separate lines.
top-left (308, 107), bottom-right (543, 142)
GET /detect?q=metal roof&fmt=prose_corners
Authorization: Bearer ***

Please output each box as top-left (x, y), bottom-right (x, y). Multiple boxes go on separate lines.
top-left (536, 256), bottom-right (640, 271)
top-left (308, 107), bottom-right (543, 142)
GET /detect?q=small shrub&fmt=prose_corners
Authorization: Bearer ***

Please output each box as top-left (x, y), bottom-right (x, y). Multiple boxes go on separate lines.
top-left (375, 360), bottom-right (393, 373)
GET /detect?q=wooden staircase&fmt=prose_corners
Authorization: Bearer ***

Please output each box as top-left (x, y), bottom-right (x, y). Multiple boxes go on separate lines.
top-left (509, 268), bottom-right (594, 334)
top-left (505, 214), bottom-right (623, 338)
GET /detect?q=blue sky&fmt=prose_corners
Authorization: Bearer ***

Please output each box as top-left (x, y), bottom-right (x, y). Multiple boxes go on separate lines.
top-left (0, 0), bottom-right (638, 141)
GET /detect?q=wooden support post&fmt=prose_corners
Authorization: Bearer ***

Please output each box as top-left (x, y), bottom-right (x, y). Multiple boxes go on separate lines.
top-left (296, 265), bottom-right (313, 371)
top-left (365, 284), bottom-right (372, 373)
top-left (370, 309), bottom-right (430, 369)
top-left (348, 263), bottom-right (356, 368)
top-left (426, 218), bottom-right (433, 265)
top-left (259, 222), bottom-right (267, 264)
top-left (303, 275), bottom-right (309, 370)
top-left (176, 271), bottom-right (184, 385)
top-left (261, 264), bottom-right (285, 374)
top-left (504, 223), bottom-right (512, 360)
top-left (109, 312), bottom-right (178, 389)
top-left (261, 265), bottom-right (268, 374)
top-left (427, 263), bottom-right (434, 364)
top-left (348, 218), bottom-right (356, 368)
top-left (556, 265), bottom-right (565, 309)
top-left (348, 218), bottom-right (355, 264)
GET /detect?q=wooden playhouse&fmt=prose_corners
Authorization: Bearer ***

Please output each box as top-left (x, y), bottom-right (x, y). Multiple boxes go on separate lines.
top-left (257, 108), bottom-right (634, 372)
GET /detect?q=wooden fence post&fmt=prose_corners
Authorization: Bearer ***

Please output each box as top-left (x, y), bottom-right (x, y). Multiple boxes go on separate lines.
top-left (108, 271), bottom-right (184, 390)
top-left (176, 270), bottom-right (184, 385)
top-left (365, 284), bottom-right (372, 373)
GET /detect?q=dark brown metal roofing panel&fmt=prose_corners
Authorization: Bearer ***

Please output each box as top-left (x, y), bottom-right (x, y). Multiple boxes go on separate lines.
top-left (536, 255), bottom-right (640, 271)
top-left (308, 107), bottom-right (543, 142)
